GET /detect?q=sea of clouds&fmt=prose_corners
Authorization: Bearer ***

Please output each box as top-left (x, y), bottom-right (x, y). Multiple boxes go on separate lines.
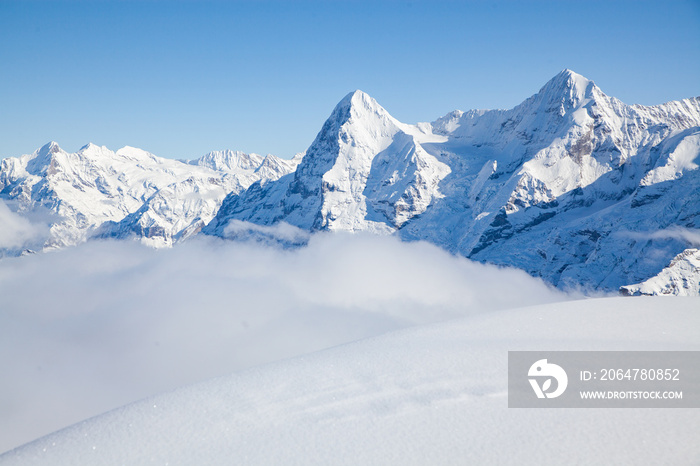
top-left (0, 232), bottom-right (570, 452)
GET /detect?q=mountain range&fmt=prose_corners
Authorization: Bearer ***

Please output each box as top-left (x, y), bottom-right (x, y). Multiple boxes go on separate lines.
top-left (0, 143), bottom-right (301, 249)
top-left (2, 70), bottom-right (699, 294)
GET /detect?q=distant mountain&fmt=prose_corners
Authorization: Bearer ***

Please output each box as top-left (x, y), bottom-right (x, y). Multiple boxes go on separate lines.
top-left (2, 70), bottom-right (698, 293)
top-left (0, 143), bottom-right (300, 250)
top-left (204, 70), bottom-right (700, 293)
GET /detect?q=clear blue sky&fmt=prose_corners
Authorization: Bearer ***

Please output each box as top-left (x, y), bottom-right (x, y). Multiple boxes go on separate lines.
top-left (1, 0), bottom-right (698, 160)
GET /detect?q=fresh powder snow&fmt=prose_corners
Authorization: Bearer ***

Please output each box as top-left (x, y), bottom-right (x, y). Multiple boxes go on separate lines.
top-left (1, 297), bottom-right (698, 465)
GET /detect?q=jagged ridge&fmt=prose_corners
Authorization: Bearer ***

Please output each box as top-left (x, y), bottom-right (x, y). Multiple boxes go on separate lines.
top-left (0, 143), bottom-right (300, 250)
top-left (205, 70), bottom-right (700, 293)
top-left (2, 70), bottom-right (699, 293)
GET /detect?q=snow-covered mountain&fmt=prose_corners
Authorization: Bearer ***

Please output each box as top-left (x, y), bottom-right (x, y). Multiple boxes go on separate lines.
top-left (621, 248), bottom-right (700, 296)
top-left (203, 90), bottom-right (451, 235)
top-left (205, 70), bottom-right (700, 293)
top-left (0, 143), bottom-right (300, 249)
top-left (2, 70), bottom-right (698, 293)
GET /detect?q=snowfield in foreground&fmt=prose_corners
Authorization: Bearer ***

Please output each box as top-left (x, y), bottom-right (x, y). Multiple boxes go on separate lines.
top-left (2, 297), bottom-right (698, 466)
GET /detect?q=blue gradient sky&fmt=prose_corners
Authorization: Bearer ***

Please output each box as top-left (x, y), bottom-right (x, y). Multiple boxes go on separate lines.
top-left (1, 0), bottom-right (698, 160)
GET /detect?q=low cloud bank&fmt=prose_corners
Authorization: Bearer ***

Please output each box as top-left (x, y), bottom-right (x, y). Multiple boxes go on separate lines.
top-left (0, 200), bottom-right (47, 250)
top-left (647, 226), bottom-right (700, 247)
top-left (622, 226), bottom-right (700, 247)
top-left (0, 233), bottom-right (568, 452)
top-left (222, 219), bottom-right (311, 246)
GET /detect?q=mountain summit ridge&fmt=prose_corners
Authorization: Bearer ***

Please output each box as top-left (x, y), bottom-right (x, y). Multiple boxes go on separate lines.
top-left (0, 143), bottom-right (300, 249)
top-left (205, 70), bottom-right (700, 293)
top-left (2, 70), bottom-right (699, 294)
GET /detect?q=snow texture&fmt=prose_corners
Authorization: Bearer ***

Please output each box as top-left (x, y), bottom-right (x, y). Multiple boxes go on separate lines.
top-left (2, 297), bottom-right (698, 465)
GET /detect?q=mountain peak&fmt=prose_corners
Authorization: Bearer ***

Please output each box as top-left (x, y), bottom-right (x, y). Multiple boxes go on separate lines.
top-left (79, 142), bottom-right (99, 152)
top-left (542, 69), bottom-right (595, 102)
top-left (339, 89), bottom-right (371, 105)
top-left (39, 141), bottom-right (62, 155)
top-left (332, 89), bottom-right (391, 121)
top-left (557, 68), bottom-right (588, 82)
top-left (24, 142), bottom-right (64, 175)
top-left (523, 69), bottom-right (599, 114)
top-left (194, 149), bottom-right (264, 171)
top-left (306, 90), bottom-right (397, 154)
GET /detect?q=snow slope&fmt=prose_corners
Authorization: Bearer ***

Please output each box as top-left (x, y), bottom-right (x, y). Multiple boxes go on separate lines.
top-left (206, 70), bottom-right (700, 293)
top-left (0, 143), bottom-right (299, 249)
top-left (2, 297), bottom-right (698, 465)
top-left (621, 248), bottom-right (700, 296)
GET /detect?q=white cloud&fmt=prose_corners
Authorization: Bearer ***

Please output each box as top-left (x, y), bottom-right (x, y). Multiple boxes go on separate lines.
top-left (0, 234), bottom-right (568, 452)
top-left (222, 219), bottom-right (311, 246)
top-left (0, 200), bottom-right (46, 250)
top-left (622, 226), bottom-right (700, 247)
top-left (647, 226), bottom-right (700, 246)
